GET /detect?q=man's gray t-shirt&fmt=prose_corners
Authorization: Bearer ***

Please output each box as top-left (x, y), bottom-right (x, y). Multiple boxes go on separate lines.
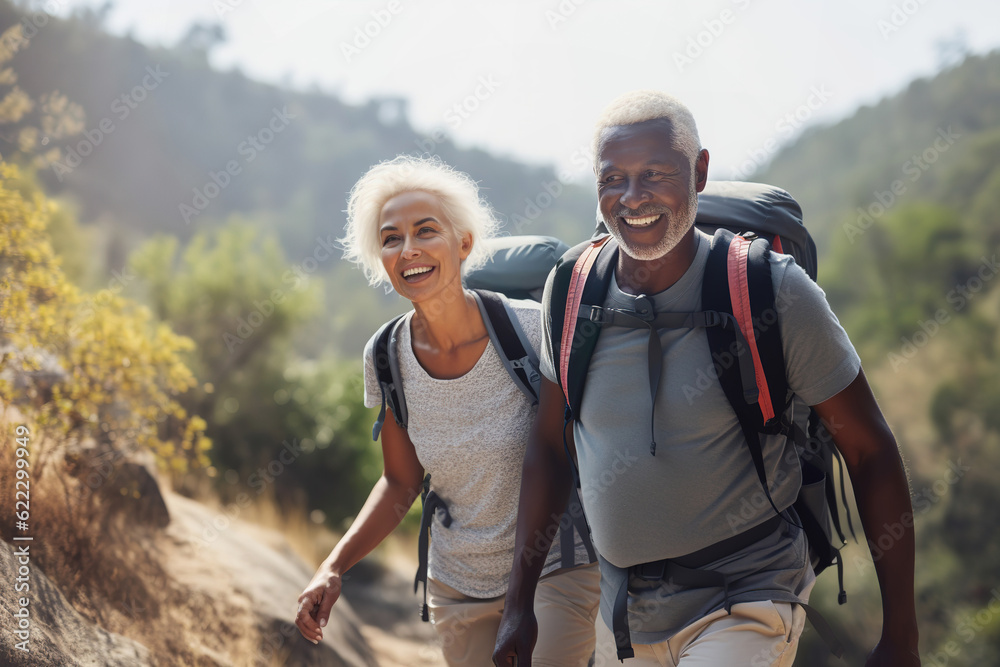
top-left (539, 229), bottom-right (861, 641)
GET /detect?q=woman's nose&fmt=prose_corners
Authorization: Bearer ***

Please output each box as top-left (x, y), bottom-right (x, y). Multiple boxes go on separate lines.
top-left (401, 235), bottom-right (420, 259)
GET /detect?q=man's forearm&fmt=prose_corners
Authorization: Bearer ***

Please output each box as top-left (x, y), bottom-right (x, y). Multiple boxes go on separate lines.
top-left (850, 446), bottom-right (918, 642)
top-left (505, 434), bottom-right (574, 606)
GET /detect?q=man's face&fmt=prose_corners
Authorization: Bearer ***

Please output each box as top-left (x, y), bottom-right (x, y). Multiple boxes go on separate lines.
top-left (596, 119), bottom-right (706, 261)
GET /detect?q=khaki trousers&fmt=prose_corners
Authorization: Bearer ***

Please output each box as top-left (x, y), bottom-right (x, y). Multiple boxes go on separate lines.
top-left (593, 599), bottom-right (808, 667)
top-left (428, 562), bottom-right (600, 666)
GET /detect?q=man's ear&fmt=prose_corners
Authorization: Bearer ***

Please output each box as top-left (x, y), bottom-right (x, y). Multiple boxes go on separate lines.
top-left (695, 148), bottom-right (710, 193)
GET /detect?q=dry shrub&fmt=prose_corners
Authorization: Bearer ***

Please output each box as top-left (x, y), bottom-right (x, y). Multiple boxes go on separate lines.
top-left (0, 416), bottom-right (164, 627)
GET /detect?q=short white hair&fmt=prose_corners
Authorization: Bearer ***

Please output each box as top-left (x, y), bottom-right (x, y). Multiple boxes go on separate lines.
top-left (341, 155), bottom-right (500, 288)
top-left (592, 90), bottom-right (702, 169)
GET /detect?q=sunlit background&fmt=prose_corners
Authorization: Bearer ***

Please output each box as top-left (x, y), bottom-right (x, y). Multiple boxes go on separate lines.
top-left (1, 0), bottom-right (999, 665)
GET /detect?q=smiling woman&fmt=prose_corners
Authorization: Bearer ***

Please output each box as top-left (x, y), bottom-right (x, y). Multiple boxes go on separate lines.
top-left (339, 155), bottom-right (498, 290)
top-left (295, 155), bottom-right (600, 666)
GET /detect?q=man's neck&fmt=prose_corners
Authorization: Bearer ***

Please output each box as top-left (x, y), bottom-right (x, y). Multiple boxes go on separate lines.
top-left (616, 226), bottom-right (698, 296)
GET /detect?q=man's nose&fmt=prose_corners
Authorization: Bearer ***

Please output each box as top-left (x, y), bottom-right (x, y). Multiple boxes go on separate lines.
top-left (620, 179), bottom-right (650, 210)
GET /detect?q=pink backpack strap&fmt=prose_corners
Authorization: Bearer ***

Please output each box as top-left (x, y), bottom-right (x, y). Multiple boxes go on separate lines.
top-left (771, 234), bottom-right (784, 254)
top-left (726, 235), bottom-right (775, 423)
top-left (559, 236), bottom-right (610, 408)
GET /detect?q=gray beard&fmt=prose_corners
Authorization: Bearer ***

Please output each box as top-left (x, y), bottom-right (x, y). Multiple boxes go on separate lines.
top-left (604, 187), bottom-right (700, 262)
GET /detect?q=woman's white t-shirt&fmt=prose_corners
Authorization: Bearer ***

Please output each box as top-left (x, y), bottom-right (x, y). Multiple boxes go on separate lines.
top-left (363, 299), bottom-right (588, 598)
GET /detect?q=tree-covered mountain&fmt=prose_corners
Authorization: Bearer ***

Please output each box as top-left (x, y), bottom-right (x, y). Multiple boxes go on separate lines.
top-left (0, 1), bottom-right (595, 265)
top-left (4, 4), bottom-right (1000, 663)
top-left (754, 51), bottom-right (1000, 666)
top-left (755, 49), bottom-right (1000, 260)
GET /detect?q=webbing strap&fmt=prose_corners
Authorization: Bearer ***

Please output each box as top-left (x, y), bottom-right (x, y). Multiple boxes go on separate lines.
top-left (578, 304), bottom-right (758, 454)
top-left (610, 515), bottom-right (780, 661)
top-left (560, 237), bottom-right (610, 408)
top-left (726, 235), bottom-right (774, 420)
top-left (415, 490), bottom-right (453, 621)
top-left (372, 316), bottom-right (408, 440)
top-left (472, 289), bottom-right (540, 404)
top-left (801, 602), bottom-right (846, 658)
top-left (560, 486), bottom-right (597, 568)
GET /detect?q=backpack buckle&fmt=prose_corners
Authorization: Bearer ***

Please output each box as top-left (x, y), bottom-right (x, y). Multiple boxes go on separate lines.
top-left (632, 559), bottom-right (667, 581)
top-left (633, 295), bottom-right (655, 322)
top-left (583, 305), bottom-right (604, 323)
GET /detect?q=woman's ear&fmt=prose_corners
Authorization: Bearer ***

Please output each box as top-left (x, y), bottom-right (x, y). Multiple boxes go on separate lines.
top-left (458, 231), bottom-right (473, 261)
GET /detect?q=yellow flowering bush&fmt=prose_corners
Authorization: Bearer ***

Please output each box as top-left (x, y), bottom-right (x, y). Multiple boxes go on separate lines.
top-left (0, 163), bottom-right (210, 471)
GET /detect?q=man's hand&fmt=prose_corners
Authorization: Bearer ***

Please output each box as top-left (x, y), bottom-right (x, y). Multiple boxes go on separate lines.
top-left (865, 637), bottom-right (921, 666)
top-left (493, 603), bottom-right (538, 666)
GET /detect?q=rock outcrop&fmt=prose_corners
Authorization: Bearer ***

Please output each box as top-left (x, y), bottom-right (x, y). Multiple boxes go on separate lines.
top-left (0, 539), bottom-right (153, 667)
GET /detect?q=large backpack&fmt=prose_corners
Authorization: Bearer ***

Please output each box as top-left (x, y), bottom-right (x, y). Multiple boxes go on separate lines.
top-left (368, 288), bottom-right (596, 621)
top-left (544, 181), bottom-right (854, 660)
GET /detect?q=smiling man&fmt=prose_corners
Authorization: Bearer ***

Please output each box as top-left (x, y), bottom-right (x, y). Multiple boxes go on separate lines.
top-left (493, 91), bottom-right (919, 666)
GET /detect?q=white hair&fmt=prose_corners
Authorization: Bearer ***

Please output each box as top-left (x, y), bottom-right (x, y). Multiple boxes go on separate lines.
top-left (592, 90), bottom-right (702, 169)
top-left (340, 155), bottom-right (500, 288)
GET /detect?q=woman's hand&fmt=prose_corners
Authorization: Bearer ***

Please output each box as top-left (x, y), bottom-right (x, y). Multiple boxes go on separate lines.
top-left (295, 565), bottom-right (342, 644)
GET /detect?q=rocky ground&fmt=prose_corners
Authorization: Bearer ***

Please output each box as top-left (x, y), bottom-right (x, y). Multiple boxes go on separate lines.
top-left (0, 482), bottom-right (446, 666)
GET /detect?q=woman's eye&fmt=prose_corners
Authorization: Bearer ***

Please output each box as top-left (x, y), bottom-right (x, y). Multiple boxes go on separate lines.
top-left (382, 235), bottom-right (399, 246)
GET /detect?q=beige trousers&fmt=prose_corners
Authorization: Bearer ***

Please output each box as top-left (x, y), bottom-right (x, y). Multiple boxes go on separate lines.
top-left (593, 599), bottom-right (808, 667)
top-left (428, 562), bottom-right (600, 666)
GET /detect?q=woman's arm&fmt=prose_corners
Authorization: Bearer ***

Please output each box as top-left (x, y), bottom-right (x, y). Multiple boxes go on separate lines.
top-left (295, 411), bottom-right (424, 643)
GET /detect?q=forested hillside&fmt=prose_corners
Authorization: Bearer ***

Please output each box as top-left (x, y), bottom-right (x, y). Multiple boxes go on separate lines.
top-left (2, 2), bottom-right (999, 663)
top-left (0, 2), bottom-right (594, 250)
top-left (755, 52), bottom-right (1000, 666)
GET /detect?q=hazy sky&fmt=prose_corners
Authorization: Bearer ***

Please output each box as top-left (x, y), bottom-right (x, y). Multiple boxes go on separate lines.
top-left (52, 0), bottom-right (1000, 183)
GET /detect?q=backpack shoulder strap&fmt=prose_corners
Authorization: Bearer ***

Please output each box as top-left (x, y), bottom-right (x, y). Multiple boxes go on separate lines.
top-left (703, 228), bottom-right (790, 514)
top-left (703, 227), bottom-right (789, 432)
top-left (471, 289), bottom-right (541, 404)
top-left (370, 313), bottom-right (409, 441)
top-left (544, 235), bottom-right (618, 418)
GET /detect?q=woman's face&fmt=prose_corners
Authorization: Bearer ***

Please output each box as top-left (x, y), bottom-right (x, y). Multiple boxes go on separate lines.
top-left (378, 190), bottom-right (472, 303)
